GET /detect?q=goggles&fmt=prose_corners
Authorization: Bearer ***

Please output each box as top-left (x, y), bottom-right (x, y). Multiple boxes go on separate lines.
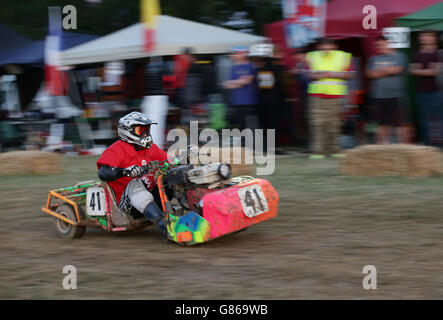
top-left (134, 125), bottom-right (150, 137)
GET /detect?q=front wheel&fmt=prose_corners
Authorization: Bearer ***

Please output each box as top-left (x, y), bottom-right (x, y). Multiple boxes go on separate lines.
top-left (54, 203), bottom-right (86, 239)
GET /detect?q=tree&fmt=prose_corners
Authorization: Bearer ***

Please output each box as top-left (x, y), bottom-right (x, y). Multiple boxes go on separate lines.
top-left (0, 0), bottom-right (283, 39)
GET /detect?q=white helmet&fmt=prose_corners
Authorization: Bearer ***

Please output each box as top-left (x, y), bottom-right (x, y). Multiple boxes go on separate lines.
top-left (117, 112), bottom-right (157, 148)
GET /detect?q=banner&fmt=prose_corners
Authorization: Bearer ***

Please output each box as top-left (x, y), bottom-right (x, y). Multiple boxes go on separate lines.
top-left (104, 61), bottom-right (124, 85)
top-left (282, 0), bottom-right (327, 48)
top-left (382, 27), bottom-right (411, 49)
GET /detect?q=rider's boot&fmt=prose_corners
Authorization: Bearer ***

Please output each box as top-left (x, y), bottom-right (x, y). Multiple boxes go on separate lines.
top-left (143, 202), bottom-right (167, 236)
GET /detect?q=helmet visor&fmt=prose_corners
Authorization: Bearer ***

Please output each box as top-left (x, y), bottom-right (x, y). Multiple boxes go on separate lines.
top-left (134, 125), bottom-right (150, 137)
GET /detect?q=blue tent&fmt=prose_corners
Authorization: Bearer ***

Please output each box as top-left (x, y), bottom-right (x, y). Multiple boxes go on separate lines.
top-left (0, 31), bottom-right (98, 66)
top-left (0, 28), bottom-right (98, 110)
top-left (0, 23), bottom-right (32, 53)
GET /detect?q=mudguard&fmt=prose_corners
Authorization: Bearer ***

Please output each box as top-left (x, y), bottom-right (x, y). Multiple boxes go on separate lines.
top-left (202, 178), bottom-right (279, 239)
top-left (166, 178), bottom-right (278, 245)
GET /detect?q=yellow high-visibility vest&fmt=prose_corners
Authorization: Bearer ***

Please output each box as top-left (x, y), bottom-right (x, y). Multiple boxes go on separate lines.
top-left (306, 50), bottom-right (352, 96)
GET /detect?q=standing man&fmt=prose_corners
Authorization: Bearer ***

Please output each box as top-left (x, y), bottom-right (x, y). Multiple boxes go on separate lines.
top-left (179, 48), bottom-right (205, 126)
top-left (366, 36), bottom-right (408, 144)
top-left (251, 44), bottom-right (287, 153)
top-left (410, 30), bottom-right (443, 145)
top-left (306, 38), bottom-right (354, 158)
top-left (291, 48), bottom-right (310, 149)
top-left (174, 47), bottom-right (193, 108)
top-left (223, 46), bottom-right (259, 131)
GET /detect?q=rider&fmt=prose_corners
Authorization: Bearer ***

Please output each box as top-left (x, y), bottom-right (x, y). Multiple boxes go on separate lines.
top-left (97, 111), bottom-right (168, 233)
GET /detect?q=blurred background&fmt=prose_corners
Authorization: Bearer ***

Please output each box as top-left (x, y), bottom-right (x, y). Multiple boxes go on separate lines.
top-left (0, 0), bottom-right (284, 153)
top-left (0, 0), bottom-right (440, 154)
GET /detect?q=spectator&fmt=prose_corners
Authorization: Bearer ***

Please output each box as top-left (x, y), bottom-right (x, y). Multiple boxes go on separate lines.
top-left (366, 36), bottom-right (408, 145)
top-left (292, 48), bottom-right (310, 90)
top-left (174, 48), bottom-right (205, 125)
top-left (305, 38), bottom-right (354, 159)
top-left (291, 48), bottom-right (310, 148)
top-left (173, 47), bottom-right (193, 107)
top-left (182, 52), bottom-right (204, 109)
top-left (144, 57), bottom-right (165, 96)
top-left (251, 44), bottom-right (286, 153)
top-left (410, 30), bottom-right (443, 146)
top-left (223, 46), bottom-right (259, 131)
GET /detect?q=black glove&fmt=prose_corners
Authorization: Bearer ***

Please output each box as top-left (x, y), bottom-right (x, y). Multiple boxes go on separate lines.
top-left (98, 166), bottom-right (124, 182)
top-left (124, 165), bottom-right (144, 178)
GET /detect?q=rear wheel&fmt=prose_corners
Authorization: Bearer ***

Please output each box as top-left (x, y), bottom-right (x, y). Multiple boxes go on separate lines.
top-left (54, 203), bottom-right (86, 239)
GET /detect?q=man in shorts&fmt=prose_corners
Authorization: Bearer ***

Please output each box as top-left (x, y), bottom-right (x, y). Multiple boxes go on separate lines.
top-left (366, 36), bottom-right (408, 144)
top-left (410, 30), bottom-right (443, 145)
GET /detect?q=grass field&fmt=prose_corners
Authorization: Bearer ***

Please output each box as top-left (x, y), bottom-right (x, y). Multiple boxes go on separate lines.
top-left (1, 154), bottom-right (443, 299)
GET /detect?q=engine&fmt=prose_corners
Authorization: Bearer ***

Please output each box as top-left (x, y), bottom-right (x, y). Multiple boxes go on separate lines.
top-left (166, 162), bottom-right (232, 215)
top-left (187, 163), bottom-right (231, 185)
top-left (166, 163), bottom-right (232, 187)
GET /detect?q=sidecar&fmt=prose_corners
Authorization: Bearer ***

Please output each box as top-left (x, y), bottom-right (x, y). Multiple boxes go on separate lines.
top-left (42, 174), bottom-right (279, 244)
top-left (42, 180), bottom-right (153, 239)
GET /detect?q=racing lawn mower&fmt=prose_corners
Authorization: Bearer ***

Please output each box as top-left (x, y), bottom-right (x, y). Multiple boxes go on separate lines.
top-left (42, 155), bottom-right (279, 245)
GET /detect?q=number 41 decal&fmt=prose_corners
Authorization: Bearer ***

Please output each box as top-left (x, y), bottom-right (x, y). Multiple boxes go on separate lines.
top-left (86, 187), bottom-right (106, 216)
top-left (237, 185), bottom-right (269, 218)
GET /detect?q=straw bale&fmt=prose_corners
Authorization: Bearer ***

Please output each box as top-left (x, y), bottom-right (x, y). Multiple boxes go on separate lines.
top-left (341, 144), bottom-right (443, 177)
top-left (200, 146), bottom-right (255, 176)
top-left (0, 151), bottom-right (62, 175)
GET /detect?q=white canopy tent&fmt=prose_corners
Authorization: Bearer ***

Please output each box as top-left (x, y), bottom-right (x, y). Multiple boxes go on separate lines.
top-left (60, 15), bottom-right (266, 65)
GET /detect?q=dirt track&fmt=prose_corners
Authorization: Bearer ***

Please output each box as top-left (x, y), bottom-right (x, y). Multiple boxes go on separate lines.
top-left (1, 155), bottom-right (443, 299)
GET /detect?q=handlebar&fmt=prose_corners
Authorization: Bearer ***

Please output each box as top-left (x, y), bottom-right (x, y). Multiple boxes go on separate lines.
top-left (121, 144), bottom-right (199, 178)
top-left (122, 158), bottom-right (180, 178)
top-left (122, 164), bottom-right (151, 177)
